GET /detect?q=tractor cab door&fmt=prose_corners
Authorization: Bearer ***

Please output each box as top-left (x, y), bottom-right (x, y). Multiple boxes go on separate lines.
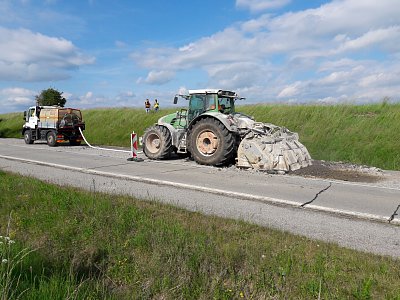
top-left (177, 109), bottom-right (188, 128)
top-left (188, 94), bottom-right (216, 122)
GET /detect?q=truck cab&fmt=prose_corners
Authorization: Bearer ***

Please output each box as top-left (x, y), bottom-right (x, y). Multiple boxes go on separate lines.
top-left (24, 106), bottom-right (39, 130)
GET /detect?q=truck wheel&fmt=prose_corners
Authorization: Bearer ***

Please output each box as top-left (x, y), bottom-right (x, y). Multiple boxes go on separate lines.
top-left (47, 131), bottom-right (57, 147)
top-left (188, 118), bottom-right (236, 166)
top-left (143, 125), bottom-right (172, 159)
top-left (24, 130), bottom-right (34, 144)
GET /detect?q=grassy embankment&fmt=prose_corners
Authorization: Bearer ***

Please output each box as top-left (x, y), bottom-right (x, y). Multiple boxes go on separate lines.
top-left (1, 170), bottom-right (400, 299)
top-left (1, 103), bottom-right (400, 169)
top-left (0, 112), bottom-right (22, 139)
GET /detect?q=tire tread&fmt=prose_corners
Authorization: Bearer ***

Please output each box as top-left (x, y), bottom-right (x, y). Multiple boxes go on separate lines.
top-left (188, 118), bottom-right (236, 166)
top-left (143, 125), bottom-right (173, 159)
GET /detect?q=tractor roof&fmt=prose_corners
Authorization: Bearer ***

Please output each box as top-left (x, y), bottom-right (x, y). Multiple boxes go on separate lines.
top-left (188, 89), bottom-right (232, 95)
top-left (188, 89), bottom-right (238, 98)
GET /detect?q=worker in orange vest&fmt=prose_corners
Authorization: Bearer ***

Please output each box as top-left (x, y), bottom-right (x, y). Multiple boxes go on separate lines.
top-left (145, 99), bottom-right (151, 113)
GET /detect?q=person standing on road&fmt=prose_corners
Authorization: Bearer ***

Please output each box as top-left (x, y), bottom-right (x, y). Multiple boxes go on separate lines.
top-left (145, 99), bottom-right (151, 113)
top-left (154, 99), bottom-right (160, 112)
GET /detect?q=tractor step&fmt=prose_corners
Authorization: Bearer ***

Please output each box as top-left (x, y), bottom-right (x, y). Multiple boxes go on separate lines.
top-left (177, 136), bottom-right (187, 153)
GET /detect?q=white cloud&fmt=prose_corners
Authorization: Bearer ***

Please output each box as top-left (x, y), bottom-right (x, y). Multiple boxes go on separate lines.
top-left (240, 15), bottom-right (271, 32)
top-left (236, 0), bottom-right (291, 12)
top-left (317, 66), bottom-right (365, 86)
top-left (318, 58), bottom-right (361, 72)
top-left (131, 0), bottom-right (400, 103)
top-left (64, 91), bottom-right (116, 109)
top-left (178, 87), bottom-right (188, 95)
top-left (207, 62), bottom-right (272, 90)
top-left (65, 90), bottom-right (140, 110)
top-left (0, 27), bottom-right (94, 82)
top-left (0, 87), bottom-right (35, 103)
top-left (115, 91), bottom-right (136, 103)
top-left (359, 72), bottom-right (400, 88)
top-left (266, 0), bottom-right (400, 39)
top-left (79, 91), bottom-right (94, 105)
top-left (0, 87), bottom-right (36, 112)
top-left (137, 70), bottom-right (175, 85)
top-left (277, 82), bottom-right (302, 98)
top-left (62, 91), bottom-right (72, 99)
top-left (334, 26), bottom-right (400, 54)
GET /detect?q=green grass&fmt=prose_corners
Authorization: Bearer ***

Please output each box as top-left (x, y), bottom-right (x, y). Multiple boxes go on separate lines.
top-left (82, 107), bottom-right (177, 147)
top-left (0, 170), bottom-right (400, 299)
top-left (0, 112), bottom-right (23, 139)
top-left (2, 103), bottom-right (400, 170)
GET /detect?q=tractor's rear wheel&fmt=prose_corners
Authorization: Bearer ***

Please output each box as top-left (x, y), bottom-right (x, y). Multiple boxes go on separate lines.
top-left (143, 125), bottom-right (173, 159)
top-left (188, 118), bottom-right (236, 166)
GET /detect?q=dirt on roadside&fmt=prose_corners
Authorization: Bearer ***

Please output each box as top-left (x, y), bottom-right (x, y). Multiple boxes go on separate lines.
top-left (290, 160), bottom-right (383, 183)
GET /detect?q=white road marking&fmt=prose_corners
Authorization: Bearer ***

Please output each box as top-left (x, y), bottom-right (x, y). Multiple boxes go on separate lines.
top-left (1, 154), bottom-right (398, 226)
top-left (1, 139), bottom-right (400, 191)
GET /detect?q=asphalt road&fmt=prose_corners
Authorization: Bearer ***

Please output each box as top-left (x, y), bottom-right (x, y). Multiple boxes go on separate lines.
top-left (0, 138), bottom-right (399, 258)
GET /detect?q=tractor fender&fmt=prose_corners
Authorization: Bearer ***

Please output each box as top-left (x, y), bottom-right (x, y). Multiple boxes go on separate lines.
top-left (155, 122), bottom-right (182, 148)
top-left (188, 112), bottom-right (237, 133)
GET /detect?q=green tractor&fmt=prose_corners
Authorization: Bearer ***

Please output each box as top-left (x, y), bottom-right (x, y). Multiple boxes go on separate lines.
top-left (142, 89), bottom-right (311, 172)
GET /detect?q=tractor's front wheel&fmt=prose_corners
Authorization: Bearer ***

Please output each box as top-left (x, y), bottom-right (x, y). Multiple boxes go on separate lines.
top-left (143, 125), bottom-right (173, 159)
top-left (188, 118), bottom-right (236, 166)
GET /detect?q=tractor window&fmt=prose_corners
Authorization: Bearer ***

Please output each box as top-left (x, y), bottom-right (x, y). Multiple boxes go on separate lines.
top-left (218, 97), bottom-right (234, 114)
top-left (190, 95), bottom-right (204, 111)
top-left (205, 95), bottom-right (216, 111)
top-left (188, 94), bottom-right (221, 120)
top-left (188, 94), bottom-right (208, 120)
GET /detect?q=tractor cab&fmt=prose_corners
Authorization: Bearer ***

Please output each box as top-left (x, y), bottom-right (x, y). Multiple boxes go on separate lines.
top-left (167, 89), bottom-right (238, 129)
top-left (187, 90), bottom-right (236, 121)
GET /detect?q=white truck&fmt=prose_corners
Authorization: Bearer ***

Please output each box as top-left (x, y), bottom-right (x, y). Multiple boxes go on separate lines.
top-left (22, 106), bottom-right (85, 146)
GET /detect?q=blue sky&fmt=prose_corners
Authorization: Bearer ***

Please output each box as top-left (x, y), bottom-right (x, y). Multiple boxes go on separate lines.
top-left (1, 0), bottom-right (400, 113)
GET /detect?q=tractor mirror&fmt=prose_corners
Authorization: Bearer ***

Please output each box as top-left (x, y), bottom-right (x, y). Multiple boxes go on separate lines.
top-left (23, 111), bottom-right (27, 120)
top-left (173, 96), bottom-right (178, 104)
